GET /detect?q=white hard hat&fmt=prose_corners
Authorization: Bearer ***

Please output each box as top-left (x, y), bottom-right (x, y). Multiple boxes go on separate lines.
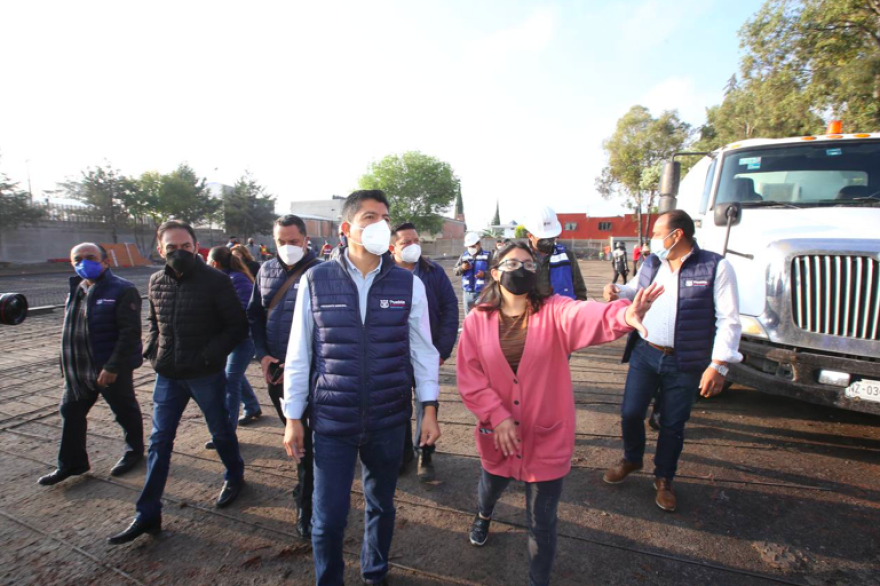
top-left (523, 205), bottom-right (562, 238)
top-left (464, 232), bottom-right (481, 247)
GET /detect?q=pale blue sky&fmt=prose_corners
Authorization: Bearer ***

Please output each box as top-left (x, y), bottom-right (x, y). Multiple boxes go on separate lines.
top-left (2, 0), bottom-right (764, 229)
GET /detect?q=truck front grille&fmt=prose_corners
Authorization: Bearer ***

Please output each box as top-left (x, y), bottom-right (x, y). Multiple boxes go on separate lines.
top-left (791, 255), bottom-right (880, 341)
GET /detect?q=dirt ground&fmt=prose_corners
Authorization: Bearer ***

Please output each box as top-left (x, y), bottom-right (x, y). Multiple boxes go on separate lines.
top-left (1, 260), bottom-right (879, 586)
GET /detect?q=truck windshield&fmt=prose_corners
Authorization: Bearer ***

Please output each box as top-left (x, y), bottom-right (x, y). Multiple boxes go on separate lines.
top-left (715, 141), bottom-right (880, 207)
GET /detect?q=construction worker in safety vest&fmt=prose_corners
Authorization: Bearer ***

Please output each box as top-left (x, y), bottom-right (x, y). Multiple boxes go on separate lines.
top-left (455, 232), bottom-right (492, 315)
top-left (523, 205), bottom-right (588, 301)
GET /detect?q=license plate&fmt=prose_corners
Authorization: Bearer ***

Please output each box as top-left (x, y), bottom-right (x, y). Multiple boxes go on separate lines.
top-left (845, 379), bottom-right (880, 403)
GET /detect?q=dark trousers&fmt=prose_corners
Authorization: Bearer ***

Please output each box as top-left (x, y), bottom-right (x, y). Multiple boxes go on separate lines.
top-left (477, 468), bottom-right (563, 586)
top-left (612, 269), bottom-right (628, 284)
top-left (620, 339), bottom-right (701, 479)
top-left (58, 369), bottom-right (143, 471)
top-left (312, 424), bottom-right (405, 586)
top-left (268, 381), bottom-right (314, 511)
top-left (136, 372), bottom-right (244, 522)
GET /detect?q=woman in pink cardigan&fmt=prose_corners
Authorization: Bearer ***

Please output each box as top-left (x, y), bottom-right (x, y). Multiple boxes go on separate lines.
top-left (456, 242), bottom-right (661, 586)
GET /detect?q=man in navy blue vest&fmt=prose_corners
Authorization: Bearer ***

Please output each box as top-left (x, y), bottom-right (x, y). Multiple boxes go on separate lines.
top-left (247, 213), bottom-right (320, 537)
top-left (391, 222), bottom-right (459, 482)
top-left (523, 205), bottom-right (587, 301)
top-left (283, 190), bottom-right (441, 586)
top-left (602, 210), bottom-right (742, 512)
top-left (39, 243), bottom-right (144, 486)
top-left (454, 232), bottom-right (492, 314)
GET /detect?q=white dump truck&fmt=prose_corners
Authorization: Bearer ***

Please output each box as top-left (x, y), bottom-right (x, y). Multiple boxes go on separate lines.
top-left (658, 123), bottom-right (880, 415)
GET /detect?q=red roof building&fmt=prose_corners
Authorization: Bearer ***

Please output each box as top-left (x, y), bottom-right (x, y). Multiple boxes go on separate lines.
top-left (557, 213), bottom-right (658, 241)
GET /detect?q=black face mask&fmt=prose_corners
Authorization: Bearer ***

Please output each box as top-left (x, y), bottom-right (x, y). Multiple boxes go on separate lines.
top-left (166, 249), bottom-right (196, 274)
top-left (499, 267), bottom-right (537, 296)
top-left (535, 238), bottom-right (556, 254)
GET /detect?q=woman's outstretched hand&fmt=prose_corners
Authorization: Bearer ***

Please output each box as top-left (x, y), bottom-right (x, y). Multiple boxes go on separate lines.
top-left (624, 283), bottom-right (664, 338)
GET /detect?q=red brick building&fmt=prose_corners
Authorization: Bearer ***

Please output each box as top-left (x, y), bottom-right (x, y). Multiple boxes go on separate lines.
top-left (557, 213), bottom-right (658, 242)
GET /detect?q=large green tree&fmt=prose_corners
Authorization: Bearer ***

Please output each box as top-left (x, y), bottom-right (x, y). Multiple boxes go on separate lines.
top-left (154, 163), bottom-right (219, 226)
top-left (0, 157), bottom-right (45, 232)
top-left (694, 0), bottom-right (877, 150)
top-left (596, 106), bottom-right (690, 242)
top-left (59, 163), bottom-right (139, 243)
top-left (221, 172), bottom-right (277, 238)
top-left (359, 151), bottom-right (460, 235)
top-left (743, 0), bottom-right (880, 132)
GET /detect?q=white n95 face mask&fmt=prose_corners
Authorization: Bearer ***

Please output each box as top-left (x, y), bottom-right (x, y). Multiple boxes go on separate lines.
top-left (400, 244), bottom-right (422, 264)
top-left (353, 221), bottom-right (392, 256)
top-left (467, 246), bottom-right (478, 256)
top-left (278, 244), bottom-right (305, 266)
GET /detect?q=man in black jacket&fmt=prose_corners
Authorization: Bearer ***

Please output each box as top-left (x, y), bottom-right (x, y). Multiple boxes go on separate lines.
top-left (38, 243), bottom-right (144, 486)
top-left (108, 220), bottom-right (249, 545)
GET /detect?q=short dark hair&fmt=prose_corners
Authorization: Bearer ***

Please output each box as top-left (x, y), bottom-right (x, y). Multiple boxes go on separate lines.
top-left (392, 222), bottom-right (417, 237)
top-left (660, 209), bottom-right (695, 240)
top-left (342, 190), bottom-right (390, 222)
top-left (274, 214), bottom-right (307, 236)
top-left (157, 220), bottom-right (197, 246)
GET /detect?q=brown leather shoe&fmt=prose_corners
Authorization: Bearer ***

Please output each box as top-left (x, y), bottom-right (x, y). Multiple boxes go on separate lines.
top-left (602, 459), bottom-right (643, 484)
top-left (653, 478), bottom-right (677, 512)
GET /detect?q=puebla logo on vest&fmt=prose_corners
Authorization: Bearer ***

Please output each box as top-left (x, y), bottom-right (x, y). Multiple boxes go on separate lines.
top-left (96, 298), bottom-right (117, 305)
top-left (379, 299), bottom-right (407, 310)
top-left (685, 279), bottom-right (710, 287)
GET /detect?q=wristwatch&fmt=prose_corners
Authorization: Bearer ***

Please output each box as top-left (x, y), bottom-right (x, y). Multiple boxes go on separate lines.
top-left (420, 401), bottom-right (440, 410)
top-left (710, 363), bottom-right (729, 377)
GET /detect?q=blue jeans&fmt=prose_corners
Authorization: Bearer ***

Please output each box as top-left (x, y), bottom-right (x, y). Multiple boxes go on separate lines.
top-left (225, 337), bottom-right (256, 430)
top-left (312, 424), bottom-right (405, 586)
top-left (136, 373), bottom-right (245, 521)
top-left (463, 290), bottom-right (478, 315)
top-left (477, 468), bottom-right (563, 586)
top-left (620, 339), bottom-right (701, 479)
top-left (239, 377), bottom-right (261, 417)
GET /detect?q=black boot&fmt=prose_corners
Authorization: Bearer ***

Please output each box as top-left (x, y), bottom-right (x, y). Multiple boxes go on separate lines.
top-left (216, 480), bottom-right (244, 508)
top-left (107, 516), bottom-right (162, 545)
top-left (417, 451), bottom-right (435, 482)
top-left (110, 453), bottom-right (143, 477)
top-left (38, 466), bottom-right (89, 486)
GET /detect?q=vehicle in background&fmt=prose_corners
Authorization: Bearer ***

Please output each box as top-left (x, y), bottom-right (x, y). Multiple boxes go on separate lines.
top-left (658, 122), bottom-right (880, 415)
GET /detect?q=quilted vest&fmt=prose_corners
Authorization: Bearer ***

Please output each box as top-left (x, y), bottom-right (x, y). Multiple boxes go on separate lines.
top-left (67, 269), bottom-right (143, 372)
top-left (460, 249), bottom-right (491, 293)
top-left (622, 245), bottom-right (721, 372)
top-left (256, 252), bottom-right (319, 359)
top-left (307, 254), bottom-right (414, 436)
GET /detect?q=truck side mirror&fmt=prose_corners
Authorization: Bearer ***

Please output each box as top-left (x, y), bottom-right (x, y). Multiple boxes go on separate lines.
top-left (659, 161), bottom-right (680, 197)
top-left (714, 202), bottom-right (742, 227)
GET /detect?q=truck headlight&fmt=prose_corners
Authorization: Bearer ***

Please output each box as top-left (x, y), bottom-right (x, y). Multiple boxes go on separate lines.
top-left (740, 315), bottom-right (768, 339)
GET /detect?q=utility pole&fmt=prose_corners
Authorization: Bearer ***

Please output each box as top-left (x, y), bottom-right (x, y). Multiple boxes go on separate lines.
top-left (25, 159), bottom-right (33, 204)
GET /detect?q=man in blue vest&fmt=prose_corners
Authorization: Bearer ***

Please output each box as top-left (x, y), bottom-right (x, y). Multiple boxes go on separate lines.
top-left (39, 243), bottom-right (144, 486)
top-left (602, 210), bottom-right (742, 512)
top-left (391, 222), bottom-right (460, 482)
top-left (283, 190), bottom-right (441, 586)
top-left (454, 232), bottom-right (492, 314)
top-left (247, 213), bottom-right (320, 538)
top-left (523, 205), bottom-right (587, 301)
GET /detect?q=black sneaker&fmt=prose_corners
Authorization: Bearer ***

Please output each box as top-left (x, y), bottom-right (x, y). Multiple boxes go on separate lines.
top-left (469, 514), bottom-right (491, 546)
top-left (238, 411), bottom-right (262, 426)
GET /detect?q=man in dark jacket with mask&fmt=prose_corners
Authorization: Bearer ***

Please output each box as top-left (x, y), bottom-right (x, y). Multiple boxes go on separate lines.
top-left (247, 213), bottom-right (320, 537)
top-left (391, 222), bottom-right (459, 482)
top-left (523, 205), bottom-right (587, 301)
top-left (108, 220), bottom-right (249, 545)
top-left (38, 243), bottom-right (144, 487)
